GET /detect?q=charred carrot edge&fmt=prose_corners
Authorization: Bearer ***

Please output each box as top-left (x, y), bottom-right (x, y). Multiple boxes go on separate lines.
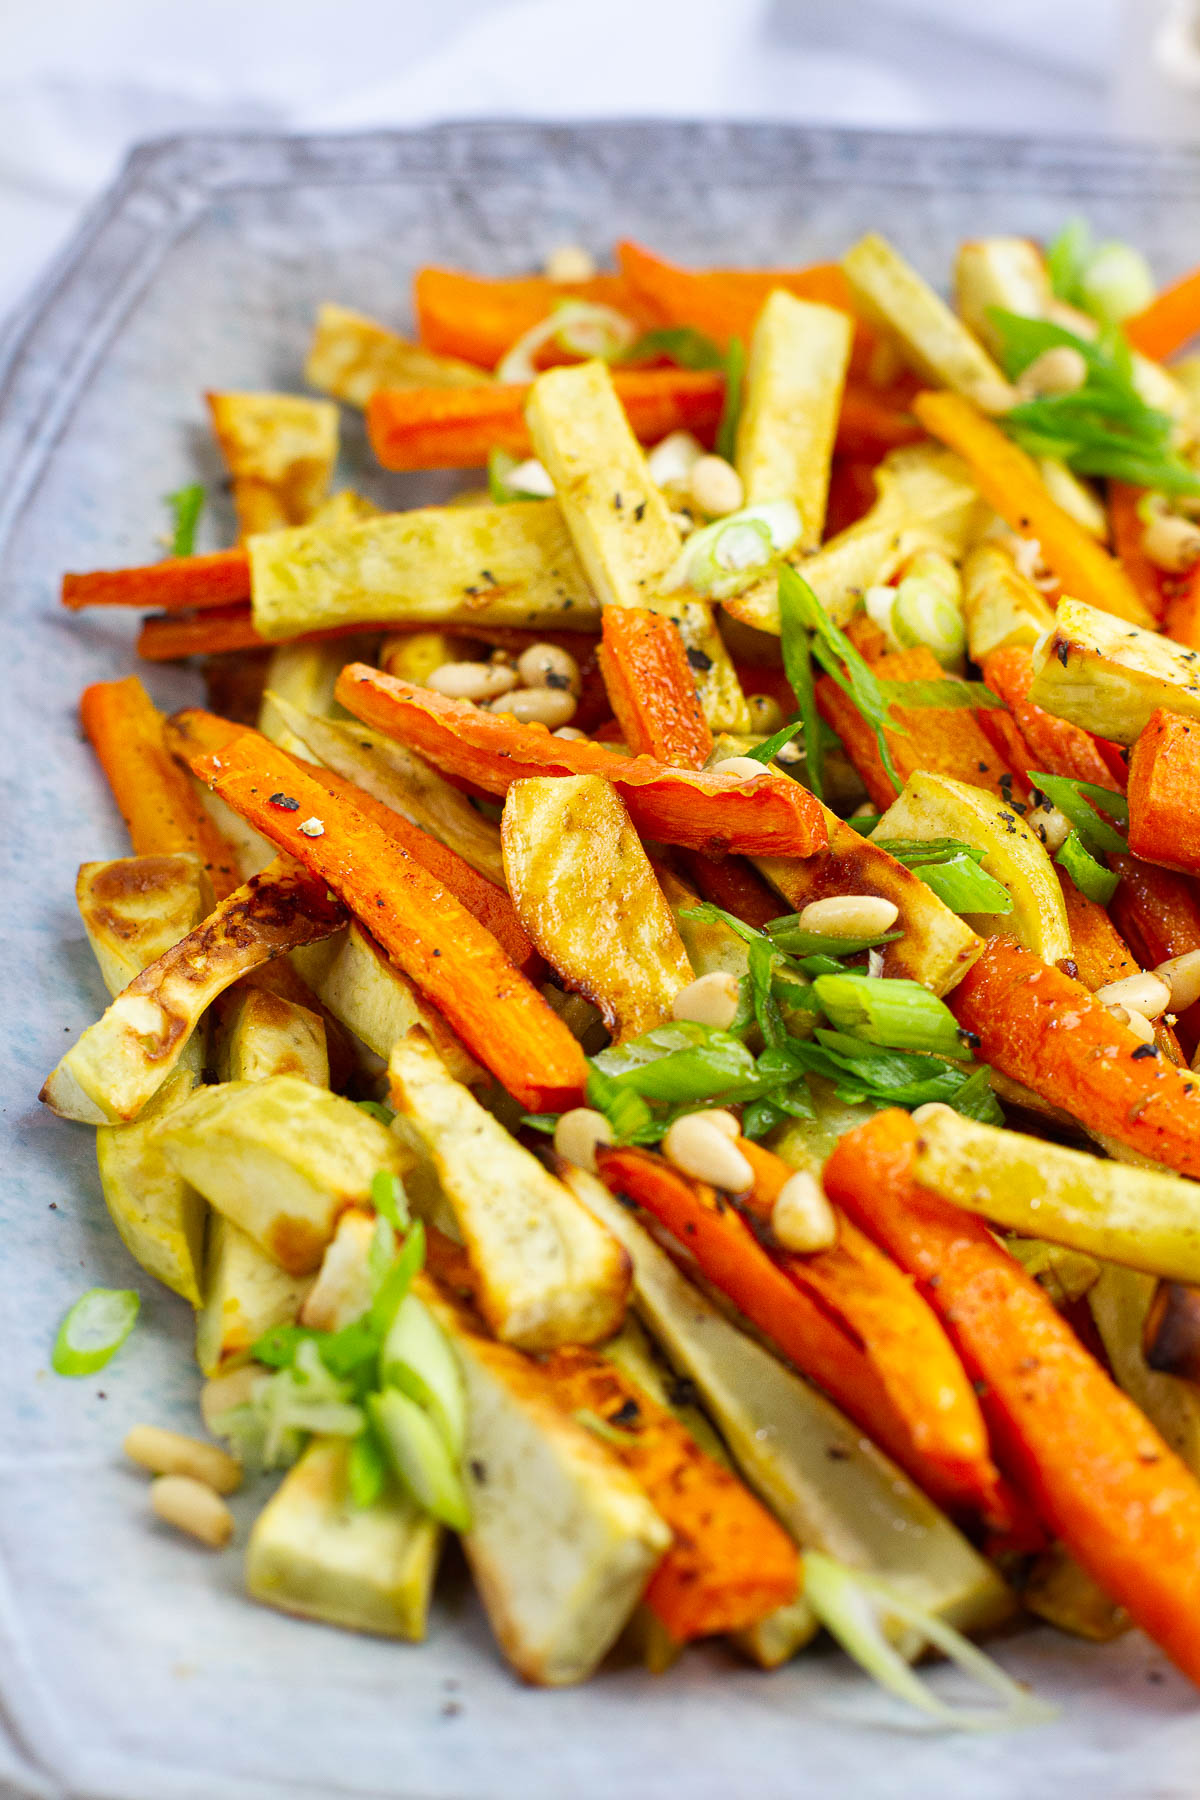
top-left (974, 703), bottom-right (1038, 788)
top-left (824, 457), bottom-right (883, 538)
top-left (1055, 867), bottom-right (1139, 992)
top-left (678, 851), bottom-right (782, 930)
top-left (366, 370), bottom-right (726, 471)
top-left (63, 548), bottom-right (251, 614)
top-left (334, 665), bottom-right (828, 859)
top-left (913, 390), bottom-right (1155, 629)
top-left (834, 386), bottom-right (923, 459)
top-left (980, 645), bottom-right (1125, 791)
top-left (138, 609), bottom-right (604, 666)
top-left (735, 1139), bottom-right (1019, 1529)
top-left (1124, 263), bottom-right (1200, 363)
top-left (1127, 709), bottom-right (1200, 875)
top-left (824, 1109), bottom-right (1200, 1689)
top-left (950, 936), bottom-right (1200, 1177)
top-left (597, 607), bottom-right (713, 769)
top-left (816, 645), bottom-right (1011, 810)
top-left (186, 729), bottom-right (587, 1113)
top-left (1108, 483), bottom-right (1167, 624)
top-left (413, 267), bottom-right (655, 367)
top-left (80, 677), bottom-right (242, 898)
top-left (537, 1342), bottom-right (800, 1639)
top-left (1111, 855), bottom-right (1200, 1059)
top-left (596, 1145), bottom-right (1008, 1521)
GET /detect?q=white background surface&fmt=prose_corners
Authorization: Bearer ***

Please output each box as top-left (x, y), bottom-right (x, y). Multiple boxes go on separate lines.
top-left (4, 0), bottom-right (1195, 328)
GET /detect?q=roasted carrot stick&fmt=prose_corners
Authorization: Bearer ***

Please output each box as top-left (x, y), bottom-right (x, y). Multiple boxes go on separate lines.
top-left (596, 1145), bottom-right (1009, 1522)
top-left (413, 268), bottom-right (653, 367)
top-left (1108, 483), bottom-right (1166, 624)
top-left (677, 851), bottom-right (782, 930)
top-left (1163, 563), bottom-right (1200, 649)
top-left (63, 548), bottom-right (251, 613)
top-left (1111, 855), bottom-right (1200, 1058)
top-left (1055, 868), bottom-right (1138, 990)
top-left (537, 1342), bottom-right (800, 1639)
top-left (1124, 263), bottom-right (1200, 362)
top-left (833, 385), bottom-right (923, 459)
top-left (187, 730), bottom-right (587, 1113)
top-left (914, 391), bottom-right (1155, 629)
top-left (951, 936), bottom-right (1200, 1176)
top-left (597, 607), bottom-right (713, 768)
top-left (1127, 708), bottom-right (1200, 875)
top-left (335, 666), bottom-right (828, 858)
top-left (366, 371), bottom-right (725, 471)
top-left (816, 645), bottom-right (1011, 809)
top-left (980, 645), bottom-right (1126, 791)
top-left (824, 1109), bottom-right (1200, 1689)
top-left (80, 677), bottom-right (241, 897)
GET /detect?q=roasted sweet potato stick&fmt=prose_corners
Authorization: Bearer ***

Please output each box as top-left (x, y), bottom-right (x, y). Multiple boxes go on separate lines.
top-left (823, 1110), bottom-right (1200, 1689)
top-left (1127, 709), bottom-right (1200, 875)
top-left (1124, 264), bottom-right (1200, 363)
top-left (914, 390), bottom-right (1155, 629)
top-left (335, 667), bottom-right (828, 858)
top-left (80, 676), bottom-right (241, 898)
top-left (980, 646), bottom-right (1125, 791)
top-left (413, 268), bottom-right (650, 367)
top-left (535, 1343), bottom-right (800, 1639)
top-left (63, 548), bottom-right (251, 613)
top-left (596, 1146), bottom-right (1008, 1521)
top-left (597, 607), bottom-right (713, 768)
top-left (188, 730), bottom-right (587, 1113)
top-left (951, 937), bottom-right (1200, 1176)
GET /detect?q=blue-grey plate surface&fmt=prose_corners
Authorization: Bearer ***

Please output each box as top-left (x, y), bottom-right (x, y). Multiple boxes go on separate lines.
top-left (2, 122), bottom-right (1199, 1800)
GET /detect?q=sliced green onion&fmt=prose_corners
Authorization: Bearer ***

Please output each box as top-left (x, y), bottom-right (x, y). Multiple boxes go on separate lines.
top-left (946, 1063), bottom-right (1005, 1126)
top-left (779, 565), bottom-right (825, 800)
top-left (521, 1112), bottom-right (559, 1134)
top-left (370, 1168), bottom-right (409, 1230)
top-left (1029, 772), bottom-right (1127, 856)
top-left (165, 484), bottom-right (205, 558)
top-left (488, 448), bottom-right (555, 503)
top-left (1079, 242), bottom-right (1155, 326)
top-left (368, 1219), bottom-right (427, 1339)
top-left (1057, 829), bottom-right (1119, 905)
top-left (252, 1322), bottom-right (319, 1368)
top-left (715, 335), bottom-right (745, 463)
top-left (620, 326), bottom-right (724, 371)
top-left (891, 577), bottom-right (966, 669)
top-left (811, 973), bottom-right (967, 1058)
top-left (802, 1551), bottom-right (1054, 1731)
top-left (806, 1031), bottom-right (975, 1109)
top-left (767, 918), bottom-right (903, 958)
top-left (597, 1028), bottom-right (756, 1104)
top-left (743, 718), bottom-right (805, 764)
top-left (347, 1426), bottom-right (389, 1509)
top-left (796, 952), bottom-right (849, 977)
top-left (663, 500), bottom-right (801, 600)
top-left (844, 812), bottom-right (884, 836)
top-left (585, 1063), bottom-right (657, 1144)
top-left (877, 677), bottom-right (1005, 712)
top-left (873, 838), bottom-right (1013, 915)
top-left (368, 1388), bottom-right (471, 1530)
top-left (779, 566), bottom-right (903, 794)
top-left (496, 299), bottom-right (636, 382)
top-left (355, 1100), bottom-right (395, 1127)
top-left (51, 1287), bottom-right (140, 1376)
top-left (380, 1293), bottom-right (467, 1458)
top-left (872, 836), bottom-right (986, 866)
top-left (368, 1216), bottom-right (398, 1292)
top-left (1047, 217), bottom-right (1092, 307)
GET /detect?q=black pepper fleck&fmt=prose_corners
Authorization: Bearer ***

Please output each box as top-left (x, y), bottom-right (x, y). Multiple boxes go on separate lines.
top-left (686, 647), bottom-right (713, 672)
top-left (1132, 1043), bottom-right (1159, 1060)
top-left (268, 793), bottom-right (300, 812)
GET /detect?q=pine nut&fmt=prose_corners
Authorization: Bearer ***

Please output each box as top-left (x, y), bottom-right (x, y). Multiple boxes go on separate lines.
top-left (715, 756), bottom-right (771, 782)
top-left (672, 971), bottom-right (741, 1029)
top-left (124, 1425), bottom-right (242, 1494)
top-left (1106, 1002), bottom-right (1157, 1045)
top-left (427, 661), bottom-right (519, 702)
top-left (490, 687), bottom-right (577, 728)
top-left (543, 244), bottom-right (597, 283)
top-left (553, 726), bottom-right (588, 741)
top-left (1154, 949), bottom-right (1200, 1014)
top-left (150, 1475), bottom-right (235, 1548)
top-left (554, 1107), bottom-right (614, 1174)
top-left (1142, 510), bottom-right (1200, 574)
top-left (690, 455), bottom-right (745, 518)
top-left (974, 379), bottom-right (1021, 417)
top-left (647, 430), bottom-right (704, 488)
top-left (1015, 346), bottom-right (1088, 402)
top-left (1094, 972), bottom-right (1172, 1021)
top-left (771, 1169), bottom-right (838, 1254)
top-left (797, 895), bottom-right (900, 938)
top-left (702, 1108), bottom-right (742, 1140)
top-left (663, 1113), bottom-right (753, 1191)
top-left (911, 1101), bottom-right (958, 1126)
top-left (747, 694), bottom-right (784, 734)
top-left (505, 457), bottom-right (555, 497)
top-left (1032, 802), bottom-right (1072, 853)
top-left (516, 642), bottom-right (582, 694)
top-left (200, 1365), bottom-right (263, 1435)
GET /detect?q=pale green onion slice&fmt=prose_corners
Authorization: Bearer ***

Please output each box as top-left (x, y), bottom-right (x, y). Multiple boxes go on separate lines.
top-left (863, 583), bottom-right (902, 649)
top-left (1057, 830), bottom-right (1119, 906)
top-left (369, 1388), bottom-right (471, 1530)
top-left (165, 484), bottom-right (205, 559)
top-left (1078, 242), bottom-right (1155, 326)
top-left (802, 1552), bottom-right (1055, 1731)
top-left (811, 972), bottom-right (966, 1058)
top-left (496, 301), bottom-right (637, 382)
top-left (662, 499), bottom-right (802, 599)
top-left (380, 1293), bottom-right (467, 1458)
top-left (370, 1168), bottom-right (409, 1230)
top-left (892, 577), bottom-right (966, 669)
top-left (51, 1287), bottom-right (140, 1376)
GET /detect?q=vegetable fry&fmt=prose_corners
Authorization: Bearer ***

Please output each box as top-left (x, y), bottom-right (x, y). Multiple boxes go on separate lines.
top-left (1127, 708), bottom-right (1200, 874)
top-left (76, 854), bottom-right (211, 998)
top-left (823, 1109), bottom-right (1200, 1689)
top-left (81, 677), bottom-right (241, 897)
top-left (1124, 262), bottom-right (1200, 362)
top-left (913, 390), bottom-right (1155, 628)
top-left (950, 936), bottom-right (1200, 1177)
top-left (207, 392), bottom-right (338, 537)
top-left (335, 667), bottom-right (828, 858)
top-left (63, 547), bottom-right (251, 613)
top-left (501, 775), bottom-right (693, 1042)
top-left (306, 302), bottom-right (490, 404)
top-left (598, 606), bottom-right (713, 767)
top-left (1031, 595), bottom-right (1200, 744)
top-left (960, 540), bottom-right (1055, 663)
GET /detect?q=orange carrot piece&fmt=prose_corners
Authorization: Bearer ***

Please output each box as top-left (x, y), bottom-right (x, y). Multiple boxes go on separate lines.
top-left (187, 730), bottom-right (586, 1113)
top-left (80, 677), bottom-right (241, 898)
top-left (615, 240), bottom-right (868, 357)
top-left (413, 268), bottom-right (652, 367)
top-left (1111, 855), bottom-right (1200, 1058)
top-left (335, 665), bottom-right (828, 858)
top-left (366, 370), bottom-right (725, 471)
top-left (63, 548), bottom-right (251, 613)
top-left (597, 1146), bottom-right (1006, 1521)
top-left (1124, 263), bottom-right (1200, 363)
top-left (1127, 708), bottom-right (1200, 874)
top-left (1055, 867), bottom-right (1139, 991)
top-left (816, 645), bottom-right (1010, 810)
top-left (1109, 483), bottom-right (1167, 624)
top-left (914, 390), bottom-right (1155, 629)
top-left (824, 457), bottom-right (882, 538)
top-left (138, 606), bottom-right (267, 660)
top-left (981, 646), bottom-right (1125, 791)
top-left (834, 385), bottom-right (923, 460)
top-left (950, 936), bottom-right (1200, 1176)
top-left (677, 851), bottom-right (781, 930)
top-left (597, 607), bottom-right (713, 768)
top-left (536, 1342), bottom-right (799, 1639)
top-left (824, 1109), bottom-right (1200, 1690)
top-left (1163, 562), bottom-right (1200, 649)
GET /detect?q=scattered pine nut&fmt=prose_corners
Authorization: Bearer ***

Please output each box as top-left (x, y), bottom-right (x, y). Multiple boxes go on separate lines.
top-left (151, 1475), bottom-right (235, 1548)
top-left (124, 1424), bottom-right (242, 1494)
